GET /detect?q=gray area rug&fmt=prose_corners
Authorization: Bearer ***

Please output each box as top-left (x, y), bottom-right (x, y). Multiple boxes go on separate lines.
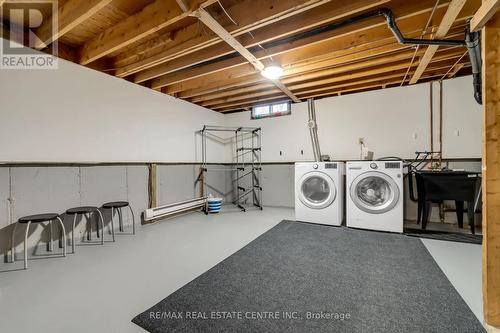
top-left (133, 220), bottom-right (484, 333)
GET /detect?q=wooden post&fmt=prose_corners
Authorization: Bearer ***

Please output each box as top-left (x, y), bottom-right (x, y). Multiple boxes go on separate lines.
top-left (199, 167), bottom-right (205, 198)
top-left (482, 10), bottom-right (500, 328)
top-left (148, 163), bottom-right (157, 209)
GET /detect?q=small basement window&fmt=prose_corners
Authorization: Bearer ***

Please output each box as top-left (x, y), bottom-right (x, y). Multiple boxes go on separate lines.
top-left (251, 101), bottom-right (291, 119)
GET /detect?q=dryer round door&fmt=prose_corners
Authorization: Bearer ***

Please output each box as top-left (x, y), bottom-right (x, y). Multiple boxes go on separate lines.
top-left (299, 172), bottom-right (337, 209)
top-left (350, 171), bottom-right (400, 214)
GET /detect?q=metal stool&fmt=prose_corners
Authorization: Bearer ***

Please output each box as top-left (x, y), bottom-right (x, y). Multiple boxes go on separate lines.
top-left (11, 213), bottom-right (67, 269)
top-left (102, 201), bottom-right (135, 236)
top-left (66, 206), bottom-right (105, 253)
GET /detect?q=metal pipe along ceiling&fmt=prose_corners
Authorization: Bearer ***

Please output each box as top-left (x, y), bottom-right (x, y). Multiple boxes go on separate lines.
top-left (194, 8), bottom-right (482, 105)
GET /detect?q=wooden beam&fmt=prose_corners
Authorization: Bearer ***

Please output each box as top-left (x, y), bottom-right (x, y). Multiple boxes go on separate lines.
top-left (215, 47), bottom-right (463, 103)
top-left (190, 31), bottom-right (465, 103)
top-left (471, 0), bottom-right (500, 31)
top-left (176, 0), bottom-right (190, 12)
top-left (114, 0), bottom-right (335, 77)
top-left (117, 0), bottom-right (450, 78)
top-left (205, 52), bottom-right (464, 109)
top-left (293, 62), bottom-right (461, 96)
top-left (112, 33), bottom-right (173, 68)
top-left (169, 27), bottom-right (462, 103)
top-left (482, 11), bottom-right (500, 328)
top-left (35, 0), bottom-right (113, 49)
top-left (295, 70), bottom-right (453, 99)
top-left (409, 0), bottom-right (468, 84)
top-left (148, 163), bottom-right (157, 209)
top-left (198, 53), bottom-right (420, 107)
top-left (174, 26), bottom-right (447, 98)
top-left (214, 68), bottom-right (462, 113)
top-left (78, 0), bottom-right (218, 65)
top-left (1, 19), bottom-right (79, 62)
top-left (199, 54), bottom-right (463, 108)
top-left (194, 8), bottom-right (265, 72)
top-left (131, 0), bottom-right (389, 82)
top-left (209, 68), bottom-right (463, 110)
top-left (141, 1), bottom-right (436, 84)
top-left (193, 7), bottom-right (301, 102)
top-left (447, 62), bottom-right (465, 77)
top-left (157, 3), bottom-right (473, 93)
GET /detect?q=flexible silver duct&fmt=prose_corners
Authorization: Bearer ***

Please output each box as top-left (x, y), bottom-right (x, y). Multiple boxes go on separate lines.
top-left (307, 98), bottom-right (322, 162)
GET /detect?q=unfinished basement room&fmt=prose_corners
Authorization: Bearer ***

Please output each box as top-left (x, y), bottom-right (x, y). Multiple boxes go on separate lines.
top-left (0, 0), bottom-right (499, 332)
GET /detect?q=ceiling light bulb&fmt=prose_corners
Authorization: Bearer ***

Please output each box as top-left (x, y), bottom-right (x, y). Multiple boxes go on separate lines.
top-left (261, 65), bottom-right (284, 80)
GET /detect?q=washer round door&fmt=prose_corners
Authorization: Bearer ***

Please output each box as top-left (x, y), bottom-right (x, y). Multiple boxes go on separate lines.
top-left (350, 171), bottom-right (400, 214)
top-left (299, 172), bottom-right (337, 209)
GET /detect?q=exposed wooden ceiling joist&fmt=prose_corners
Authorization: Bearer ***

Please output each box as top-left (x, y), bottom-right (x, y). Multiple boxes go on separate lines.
top-left (131, 0), bottom-right (389, 83)
top-left (470, 0), bottom-right (500, 31)
top-left (447, 62), bottom-right (465, 77)
top-left (78, 0), bottom-right (218, 65)
top-left (409, 0), bottom-right (468, 84)
top-left (0, 0), bottom-right (480, 112)
top-left (205, 49), bottom-right (465, 109)
top-left (176, 0), bottom-right (190, 12)
top-left (158, 1), bottom-right (470, 94)
top-left (189, 27), bottom-right (465, 103)
top-left (215, 64), bottom-right (468, 113)
top-left (114, 0), bottom-right (336, 77)
top-left (199, 51), bottom-right (465, 108)
top-left (193, 7), bottom-right (301, 102)
top-left (165, 27), bottom-right (469, 102)
top-left (35, 0), bottom-right (113, 49)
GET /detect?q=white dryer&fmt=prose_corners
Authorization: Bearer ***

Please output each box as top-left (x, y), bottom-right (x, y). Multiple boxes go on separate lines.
top-left (346, 161), bottom-right (403, 233)
top-left (295, 162), bottom-right (344, 226)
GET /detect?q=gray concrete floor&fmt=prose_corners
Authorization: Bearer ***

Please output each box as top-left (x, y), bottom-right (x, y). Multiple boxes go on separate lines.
top-left (0, 207), bottom-right (482, 332)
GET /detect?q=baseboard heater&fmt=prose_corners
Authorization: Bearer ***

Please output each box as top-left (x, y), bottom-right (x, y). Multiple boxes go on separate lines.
top-left (143, 197), bottom-right (208, 223)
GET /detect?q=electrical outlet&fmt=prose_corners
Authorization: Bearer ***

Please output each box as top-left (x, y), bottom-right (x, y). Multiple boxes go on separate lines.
top-left (358, 137), bottom-right (364, 145)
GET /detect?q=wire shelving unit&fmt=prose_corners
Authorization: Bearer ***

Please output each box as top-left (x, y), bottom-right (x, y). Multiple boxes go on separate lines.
top-left (198, 125), bottom-right (263, 212)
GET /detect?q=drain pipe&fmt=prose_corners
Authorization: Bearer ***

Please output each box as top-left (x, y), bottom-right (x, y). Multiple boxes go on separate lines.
top-left (465, 22), bottom-right (482, 104)
top-left (377, 9), bottom-right (481, 104)
top-left (307, 98), bottom-right (322, 162)
top-left (347, 9), bottom-right (466, 47)
top-left (298, 8), bottom-right (481, 104)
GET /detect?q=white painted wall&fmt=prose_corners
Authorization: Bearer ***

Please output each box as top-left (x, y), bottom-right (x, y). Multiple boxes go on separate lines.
top-left (225, 76), bottom-right (482, 162)
top-left (0, 39), bottom-right (225, 163)
top-left (440, 77), bottom-right (483, 158)
top-left (0, 39), bottom-right (482, 164)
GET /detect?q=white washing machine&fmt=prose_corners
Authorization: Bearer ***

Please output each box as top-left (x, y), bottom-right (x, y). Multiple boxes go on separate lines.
top-left (295, 162), bottom-right (344, 226)
top-left (346, 161), bottom-right (403, 233)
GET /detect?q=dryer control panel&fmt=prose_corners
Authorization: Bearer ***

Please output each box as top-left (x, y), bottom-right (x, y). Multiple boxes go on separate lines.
top-left (385, 162), bottom-right (402, 169)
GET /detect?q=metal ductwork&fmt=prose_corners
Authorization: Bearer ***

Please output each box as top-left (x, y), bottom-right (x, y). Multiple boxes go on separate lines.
top-left (307, 98), bottom-right (322, 162)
